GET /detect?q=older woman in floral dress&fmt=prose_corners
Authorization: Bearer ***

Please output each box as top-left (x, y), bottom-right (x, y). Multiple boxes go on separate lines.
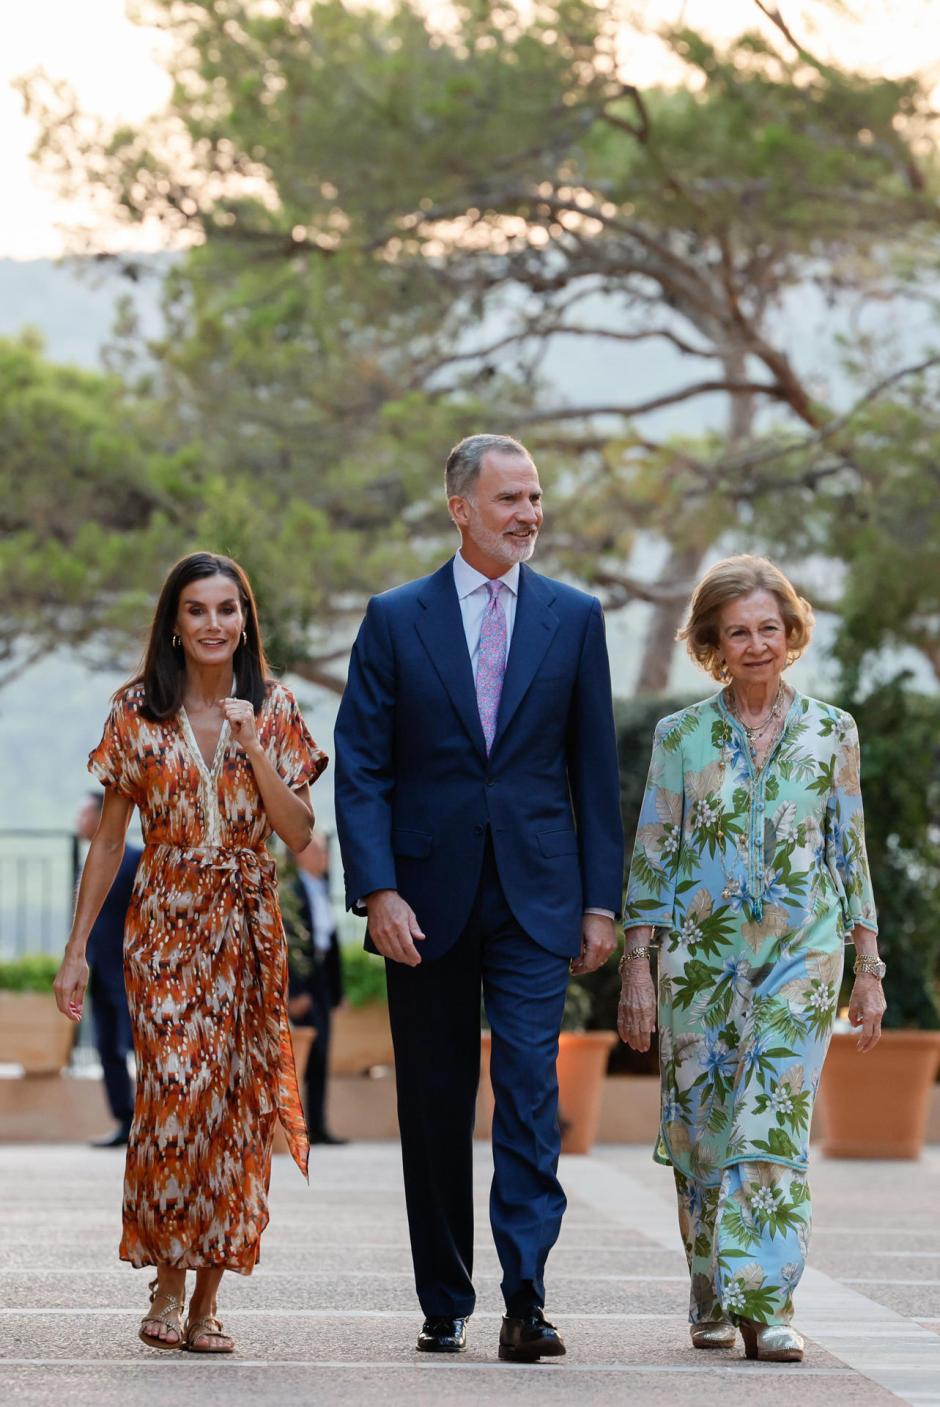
top-left (619, 555), bottom-right (886, 1363)
top-left (55, 552), bottom-right (327, 1355)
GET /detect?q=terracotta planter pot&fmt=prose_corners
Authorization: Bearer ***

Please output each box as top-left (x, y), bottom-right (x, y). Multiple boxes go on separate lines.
top-left (0, 992), bottom-right (75, 1075)
top-left (478, 1029), bottom-right (617, 1155)
top-left (330, 1002), bottom-right (394, 1075)
top-left (817, 1030), bottom-right (940, 1159)
top-left (557, 1031), bottom-right (618, 1155)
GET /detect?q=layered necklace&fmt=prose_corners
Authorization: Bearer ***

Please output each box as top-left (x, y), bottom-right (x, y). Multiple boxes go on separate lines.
top-left (727, 681), bottom-right (787, 764)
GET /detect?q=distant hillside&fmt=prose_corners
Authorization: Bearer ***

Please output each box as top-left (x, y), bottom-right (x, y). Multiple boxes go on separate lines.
top-left (0, 254), bottom-right (170, 367)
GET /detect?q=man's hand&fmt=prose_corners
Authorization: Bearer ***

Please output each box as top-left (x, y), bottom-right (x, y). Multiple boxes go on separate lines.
top-left (366, 889), bottom-right (426, 966)
top-left (288, 993), bottom-right (313, 1021)
top-left (570, 913), bottom-right (617, 976)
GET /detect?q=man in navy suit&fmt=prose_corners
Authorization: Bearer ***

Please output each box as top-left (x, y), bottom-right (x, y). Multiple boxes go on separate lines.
top-left (334, 434), bottom-right (624, 1361)
top-left (75, 792), bottom-right (141, 1148)
top-left (286, 831), bottom-right (347, 1145)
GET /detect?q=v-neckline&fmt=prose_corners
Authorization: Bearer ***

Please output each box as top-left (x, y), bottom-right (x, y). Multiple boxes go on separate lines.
top-left (717, 684), bottom-right (802, 782)
top-left (179, 705), bottom-right (231, 780)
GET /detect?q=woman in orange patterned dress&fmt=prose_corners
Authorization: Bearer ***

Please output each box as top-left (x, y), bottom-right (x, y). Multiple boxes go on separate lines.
top-left (54, 552), bottom-right (327, 1354)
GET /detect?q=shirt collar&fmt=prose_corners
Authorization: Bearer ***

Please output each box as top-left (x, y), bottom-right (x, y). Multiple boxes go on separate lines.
top-left (453, 550), bottom-right (520, 601)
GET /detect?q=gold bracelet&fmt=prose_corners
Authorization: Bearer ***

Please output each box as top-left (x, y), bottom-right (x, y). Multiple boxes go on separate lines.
top-left (619, 946), bottom-right (654, 973)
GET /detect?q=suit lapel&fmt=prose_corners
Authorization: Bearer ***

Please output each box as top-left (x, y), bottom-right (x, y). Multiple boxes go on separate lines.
top-left (493, 564), bottom-right (558, 749)
top-left (415, 560), bottom-right (488, 758)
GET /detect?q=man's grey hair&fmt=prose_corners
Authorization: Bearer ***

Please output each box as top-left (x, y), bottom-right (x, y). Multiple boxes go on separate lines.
top-left (444, 434), bottom-right (532, 500)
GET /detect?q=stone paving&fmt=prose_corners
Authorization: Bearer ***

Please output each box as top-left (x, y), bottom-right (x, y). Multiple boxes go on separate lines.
top-left (1, 1141), bottom-right (938, 1406)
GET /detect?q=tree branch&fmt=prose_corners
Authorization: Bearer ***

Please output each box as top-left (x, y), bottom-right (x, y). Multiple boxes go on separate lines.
top-left (717, 352), bottom-right (940, 479)
top-left (590, 570), bottom-right (695, 606)
top-left (508, 379), bottom-right (783, 426)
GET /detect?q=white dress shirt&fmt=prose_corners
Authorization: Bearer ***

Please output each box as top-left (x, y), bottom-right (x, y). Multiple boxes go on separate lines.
top-left (298, 869), bottom-right (335, 953)
top-left (451, 552), bottom-right (614, 925)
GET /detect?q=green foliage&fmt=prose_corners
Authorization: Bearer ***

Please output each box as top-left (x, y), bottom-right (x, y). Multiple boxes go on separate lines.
top-left (835, 678), bottom-right (940, 1029)
top-left (561, 979), bottom-right (593, 1032)
top-left (12, 1), bottom-right (940, 692)
top-left (0, 953), bottom-right (60, 993)
top-left (340, 944), bottom-right (388, 1009)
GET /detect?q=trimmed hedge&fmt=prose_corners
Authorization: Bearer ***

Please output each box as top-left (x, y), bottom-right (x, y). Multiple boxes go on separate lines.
top-left (0, 953), bottom-right (60, 993)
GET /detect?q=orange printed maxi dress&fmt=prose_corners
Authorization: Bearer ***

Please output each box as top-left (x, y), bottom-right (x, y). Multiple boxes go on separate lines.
top-left (88, 680), bottom-right (327, 1273)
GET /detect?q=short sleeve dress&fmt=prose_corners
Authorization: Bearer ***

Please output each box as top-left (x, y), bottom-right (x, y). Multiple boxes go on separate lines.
top-left (88, 680), bottom-right (327, 1274)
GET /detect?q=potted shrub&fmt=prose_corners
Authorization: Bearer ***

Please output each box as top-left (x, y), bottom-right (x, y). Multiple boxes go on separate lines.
top-left (817, 679), bottom-right (940, 1157)
top-left (0, 954), bottom-right (75, 1075)
top-left (330, 945), bottom-right (394, 1075)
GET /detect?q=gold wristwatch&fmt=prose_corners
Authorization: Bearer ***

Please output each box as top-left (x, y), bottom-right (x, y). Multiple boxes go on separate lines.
top-left (853, 955), bottom-right (886, 980)
top-left (619, 946), bottom-right (654, 973)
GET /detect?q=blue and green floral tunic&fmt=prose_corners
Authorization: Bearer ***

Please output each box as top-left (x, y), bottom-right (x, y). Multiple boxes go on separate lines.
top-left (625, 689), bottom-right (877, 1187)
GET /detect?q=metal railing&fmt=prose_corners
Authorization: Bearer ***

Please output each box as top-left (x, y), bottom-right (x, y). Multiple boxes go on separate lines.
top-left (0, 829), bottom-right (79, 960)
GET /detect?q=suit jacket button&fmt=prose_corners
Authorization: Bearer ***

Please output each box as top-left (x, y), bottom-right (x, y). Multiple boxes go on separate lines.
top-left (474, 824), bottom-right (484, 836)
top-left (486, 778), bottom-right (495, 788)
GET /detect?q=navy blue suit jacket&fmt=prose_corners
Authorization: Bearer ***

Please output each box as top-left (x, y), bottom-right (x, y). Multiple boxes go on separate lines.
top-left (334, 559), bottom-right (624, 960)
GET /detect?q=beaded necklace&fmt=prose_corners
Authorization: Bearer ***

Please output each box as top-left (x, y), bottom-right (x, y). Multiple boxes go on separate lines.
top-left (727, 682), bottom-right (786, 767)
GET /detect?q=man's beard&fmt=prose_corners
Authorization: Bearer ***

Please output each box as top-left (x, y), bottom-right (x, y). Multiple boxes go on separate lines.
top-left (467, 515), bottom-right (538, 566)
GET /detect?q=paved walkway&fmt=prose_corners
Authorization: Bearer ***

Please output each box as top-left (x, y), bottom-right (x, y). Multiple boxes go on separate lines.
top-left (1, 1142), bottom-right (938, 1406)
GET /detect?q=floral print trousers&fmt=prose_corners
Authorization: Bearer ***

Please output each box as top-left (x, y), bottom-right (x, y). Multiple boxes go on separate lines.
top-left (675, 1161), bottom-right (810, 1326)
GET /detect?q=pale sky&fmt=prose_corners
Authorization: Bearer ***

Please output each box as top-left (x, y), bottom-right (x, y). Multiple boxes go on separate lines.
top-left (3, 0), bottom-right (939, 260)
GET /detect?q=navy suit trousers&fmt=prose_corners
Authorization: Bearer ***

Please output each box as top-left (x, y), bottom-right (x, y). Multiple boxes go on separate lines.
top-left (385, 837), bottom-right (569, 1319)
top-left (89, 966), bottom-right (133, 1128)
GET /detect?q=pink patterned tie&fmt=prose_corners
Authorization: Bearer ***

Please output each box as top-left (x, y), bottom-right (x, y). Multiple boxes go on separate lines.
top-left (476, 580), bottom-right (507, 754)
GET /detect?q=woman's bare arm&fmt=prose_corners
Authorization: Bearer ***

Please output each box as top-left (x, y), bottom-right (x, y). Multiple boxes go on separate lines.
top-left (54, 788), bottom-right (135, 1021)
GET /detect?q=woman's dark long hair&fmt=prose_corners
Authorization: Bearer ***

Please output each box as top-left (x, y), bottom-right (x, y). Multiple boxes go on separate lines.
top-left (128, 552), bottom-right (271, 720)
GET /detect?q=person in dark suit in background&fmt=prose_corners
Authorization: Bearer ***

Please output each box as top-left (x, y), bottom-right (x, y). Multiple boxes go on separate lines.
top-left (287, 831), bottom-right (347, 1146)
top-left (335, 433), bottom-right (624, 1362)
top-left (75, 791), bottom-right (141, 1148)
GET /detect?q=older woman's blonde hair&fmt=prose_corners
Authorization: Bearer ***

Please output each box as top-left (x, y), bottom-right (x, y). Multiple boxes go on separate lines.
top-left (677, 555), bottom-right (815, 682)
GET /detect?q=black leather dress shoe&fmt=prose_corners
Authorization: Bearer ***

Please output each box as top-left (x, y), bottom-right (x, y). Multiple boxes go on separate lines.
top-left (416, 1316), bottom-right (468, 1353)
top-left (499, 1308), bottom-right (566, 1362)
top-left (309, 1131), bottom-right (349, 1146)
top-left (89, 1125), bottom-right (130, 1149)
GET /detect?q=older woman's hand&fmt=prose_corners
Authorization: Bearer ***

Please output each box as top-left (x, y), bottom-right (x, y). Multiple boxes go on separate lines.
top-left (848, 974), bottom-right (886, 1053)
top-left (618, 962), bottom-right (657, 1052)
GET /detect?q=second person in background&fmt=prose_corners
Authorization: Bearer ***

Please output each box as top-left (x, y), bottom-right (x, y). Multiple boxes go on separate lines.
top-left (286, 831), bottom-right (348, 1146)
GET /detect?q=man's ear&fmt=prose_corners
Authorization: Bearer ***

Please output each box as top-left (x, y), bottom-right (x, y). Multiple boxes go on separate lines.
top-left (448, 494), bottom-right (470, 526)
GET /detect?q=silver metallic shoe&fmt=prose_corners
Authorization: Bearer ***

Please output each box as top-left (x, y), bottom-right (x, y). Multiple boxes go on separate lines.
top-left (739, 1320), bottom-right (804, 1362)
top-left (690, 1320), bottom-right (737, 1349)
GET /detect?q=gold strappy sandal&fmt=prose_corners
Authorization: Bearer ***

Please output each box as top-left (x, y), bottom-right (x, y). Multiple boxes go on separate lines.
top-left (138, 1277), bottom-right (185, 1350)
top-left (182, 1313), bottom-right (235, 1354)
